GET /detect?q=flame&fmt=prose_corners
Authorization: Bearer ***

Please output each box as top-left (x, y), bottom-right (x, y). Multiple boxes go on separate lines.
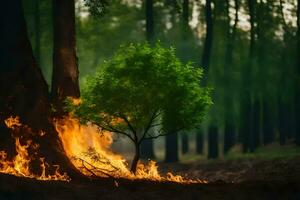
top-left (55, 117), bottom-right (207, 184)
top-left (0, 116), bottom-right (70, 181)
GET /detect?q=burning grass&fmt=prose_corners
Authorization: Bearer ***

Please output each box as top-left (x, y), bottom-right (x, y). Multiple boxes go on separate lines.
top-left (0, 117), bottom-right (70, 181)
top-left (0, 116), bottom-right (207, 184)
top-left (55, 117), bottom-right (207, 184)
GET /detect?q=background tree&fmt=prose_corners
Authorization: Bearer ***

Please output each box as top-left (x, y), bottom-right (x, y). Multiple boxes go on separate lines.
top-left (223, 0), bottom-right (239, 154)
top-left (51, 0), bottom-right (80, 115)
top-left (0, 0), bottom-right (80, 177)
top-left (140, 0), bottom-right (156, 159)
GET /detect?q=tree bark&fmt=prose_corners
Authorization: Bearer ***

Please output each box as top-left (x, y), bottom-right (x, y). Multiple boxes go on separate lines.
top-left (181, 132), bottom-right (189, 154)
top-left (197, 0), bottom-right (214, 155)
top-left (207, 125), bottom-right (219, 159)
top-left (223, 0), bottom-right (239, 154)
top-left (146, 0), bottom-right (154, 42)
top-left (51, 0), bottom-right (80, 115)
top-left (240, 0), bottom-right (256, 153)
top-left (196, 131), bottom-right (204, 154)
top-left (165, 133), bottom-right (179, 162)
top-left (0, 0), bottom-right (81, 178)
top-left (130, 143), bottom-right (140, 174)
top-left (295, 0), bottom-right (300, 145)
top-left (201, 0), bottom-right (213, 81)
top-left (140, 0), bottom-right (155, 159)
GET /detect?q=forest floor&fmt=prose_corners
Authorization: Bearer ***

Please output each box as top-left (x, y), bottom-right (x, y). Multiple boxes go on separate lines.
top-left (0, 156), bottom-right (300, 200)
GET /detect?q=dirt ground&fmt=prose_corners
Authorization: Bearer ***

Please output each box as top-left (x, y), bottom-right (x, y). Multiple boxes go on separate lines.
top-left (0, 157), bottom-right (299, 200)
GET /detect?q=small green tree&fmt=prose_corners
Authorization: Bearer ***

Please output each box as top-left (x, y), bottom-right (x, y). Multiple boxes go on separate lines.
top-left (67, 43), bottom-right (212, 174)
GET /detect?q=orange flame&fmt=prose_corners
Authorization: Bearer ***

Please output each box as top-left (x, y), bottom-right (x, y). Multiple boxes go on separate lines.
top-left (0, 116), bottom-right (70, 181)
top-left (55, 117), bottom-right (207, 184)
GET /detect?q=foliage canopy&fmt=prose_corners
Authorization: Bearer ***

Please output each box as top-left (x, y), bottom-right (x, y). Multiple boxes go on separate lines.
top-left (68, 43), bottom-right (211, 145)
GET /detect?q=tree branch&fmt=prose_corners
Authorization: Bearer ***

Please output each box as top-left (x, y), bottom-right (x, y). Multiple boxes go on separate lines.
top-left (139, 109), bottom-right (161, 144)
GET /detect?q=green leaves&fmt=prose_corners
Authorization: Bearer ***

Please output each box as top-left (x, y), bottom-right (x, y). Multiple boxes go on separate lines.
top-left (69, 43), bottom-right (212, 140)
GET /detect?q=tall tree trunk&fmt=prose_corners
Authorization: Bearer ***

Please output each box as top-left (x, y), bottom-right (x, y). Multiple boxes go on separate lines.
top-left (278, 100), bottom-right (287, 145)
top-left (223, 0), bottom-right (239, 154)
top-left (295, 0), bottom-right (300, 145)
top-left (141, 0), bottom-right (155, 159)
top-left (165, 133), bottom-right (179, 162)
top-left (240, 0), bottom-right (256, 153)
top-left (196, 131), bottom-right (204, 154)
top-left (181, 132), bottom-right (189, 154)
top-left (51, 0), bottom-right (80, 115)
top-left (196, 0), bottom-right (214, 155)
top-left (262, 101), bottom-right (274, 145)
top-left (146, 0), bottom-right (154, 42)
top-left (250, 100), bottom-right (260, 151)
top-left (201, 0), bottom-right (213, 81)
top-left (0, 0), bottom-right (80, 178)
top-left (179, 0), bottom-right (190, 155)
top-left (208, 125), bottom-right (219, 159)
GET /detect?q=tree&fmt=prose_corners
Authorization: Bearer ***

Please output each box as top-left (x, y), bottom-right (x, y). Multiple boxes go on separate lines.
top-left (51, 0), bottom-right (80, 115)
top-left (141, 0), bottom-right (156, 159)
top-left (180, 0), bottom-right (190, 155)
top-left (223, 0), bottom-right (239, 154)
top-left (239, 0), bottom-right (256, 153)
top-left (208, 125), bottom-right (219, 159)
top-left (196, 0), bottom-right (214, 155)
top-left (68, 43), bottom-right (211, 173)
top-left (295, 0), bottom-right (300, 145)
top-left (0, 0), bottom-right (80, 177)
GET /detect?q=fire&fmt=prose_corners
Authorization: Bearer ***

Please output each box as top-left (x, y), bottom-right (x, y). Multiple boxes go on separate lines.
top-left (0, 116), bottom-right (70, 181)
top-left (55, 117), bottom-right (207, 184)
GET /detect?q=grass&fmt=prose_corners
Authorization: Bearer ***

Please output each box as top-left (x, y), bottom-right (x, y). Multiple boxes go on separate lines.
top-left (178, 143), bottom-right (300, 164)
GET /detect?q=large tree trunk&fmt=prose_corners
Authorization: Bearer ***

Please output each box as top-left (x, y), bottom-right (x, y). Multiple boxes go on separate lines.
top-left (196, 0), bottom-right (214, 155)
top-left (240, 0), bottom-right (256, 153)
top-left (51, 0), bottom-right (80, 115)
top-left (295, 0), bottom-right (300, 145)
top-left (146, 0), bottom-right (154, 42)
top-left (201, 0), bottom-right (213, 81)
top-left (223, 0), bottom-right (239, 154)
top-left (207, 125), bottom-right (219, 159)
top-left (141, 0), bottom-right (155, 159)
top-left (196, 131), bottom-right (204, 154)
top-left (0, 0), bottom-right (80, 178)
top-left (165, 133), bottom-right (179, 162)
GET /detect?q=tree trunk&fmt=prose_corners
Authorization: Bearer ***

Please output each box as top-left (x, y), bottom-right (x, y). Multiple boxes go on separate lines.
top-left (130, 143), bottom-right (140, 174)
top-left (201, 0), bottom-right (213, 81)
top-left (196, 0), bottom-right (214, 154)
top-left (196, 131), bottom-right (204, 154)
top-left (0, 0), bottom-right (81, 178)
top-left (295, 0), bottom-right (300, 145)
top-left (207, 125), bottom-right (219, 159)
top-left (262, 101), bottom-right (274, 145)
top-left (165, 133), bottom-right (178, 162)
top-left (146, 0), bottom-right (154, 42)
top-left (181, 132), bottom-right (189, 154)
top-left (140, 0), bottom-right (155, 159)
top-left (223, 0), bottom-right (239, 154)
top-left (51, 0), bottom-right (80, 115)
top-left (240, 0), bottom-right (256, 153)
top-left (224, 124), bottom-right (235, 154)
top-left (278, 100), bottom-right (287, 145)
top-left (250, 99), bottom-right (260, 151)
